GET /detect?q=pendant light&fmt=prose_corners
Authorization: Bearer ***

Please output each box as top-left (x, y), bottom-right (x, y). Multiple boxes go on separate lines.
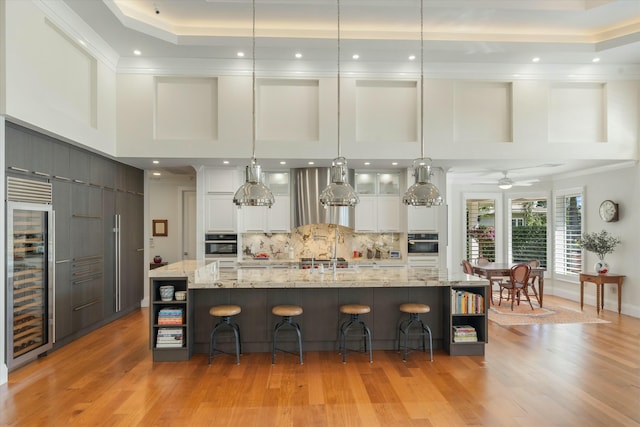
top-left (233, 0), bottom-right (275, 208)
top-left (402, 0), bottom-right (444, 208)
top-left (319, 0), bottom-right (359, 208)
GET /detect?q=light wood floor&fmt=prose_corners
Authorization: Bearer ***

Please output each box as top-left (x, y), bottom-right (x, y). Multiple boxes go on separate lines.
top-left (1, 295), bottom-right (639, 426)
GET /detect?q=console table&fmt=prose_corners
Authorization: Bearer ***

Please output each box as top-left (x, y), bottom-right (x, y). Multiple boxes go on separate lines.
top-left (579, 273), bottom-right (625, 315)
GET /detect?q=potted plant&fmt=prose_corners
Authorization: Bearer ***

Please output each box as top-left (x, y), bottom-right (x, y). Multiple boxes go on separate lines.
top-left (577, 230), bottom-right (621, 273)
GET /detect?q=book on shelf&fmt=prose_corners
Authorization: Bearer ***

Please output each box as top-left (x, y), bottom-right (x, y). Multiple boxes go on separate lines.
top-left (156, 327), bottom-right (184, 347)
top-left (453, 324), bottom-right (478, 342)
top-left (450, 289), bottom-right (485, 314)
top-left (157, 307), bottom-right (184, 325)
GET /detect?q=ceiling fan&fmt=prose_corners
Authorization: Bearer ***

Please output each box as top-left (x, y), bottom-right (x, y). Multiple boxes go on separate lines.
top-left (473, 171), bottom-right (540, 189)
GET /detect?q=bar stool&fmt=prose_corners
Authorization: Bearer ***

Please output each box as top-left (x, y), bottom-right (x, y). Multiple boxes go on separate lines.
top-left (271, 305), bottom-right (304, 365)
top-left (338, 304), bottom-right (373, 363)
top-left (397, 303), bottom-right (433, 362)
top-left (208, 304), bottom-right (242, 365)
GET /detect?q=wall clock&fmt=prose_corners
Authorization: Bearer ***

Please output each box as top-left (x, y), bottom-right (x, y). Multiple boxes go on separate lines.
top-left (599, 200), bottom-right (619, 222)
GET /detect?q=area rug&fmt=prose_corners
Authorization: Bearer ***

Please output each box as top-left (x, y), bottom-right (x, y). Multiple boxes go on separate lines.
top-left (488, 295), bottom-right (610, 326)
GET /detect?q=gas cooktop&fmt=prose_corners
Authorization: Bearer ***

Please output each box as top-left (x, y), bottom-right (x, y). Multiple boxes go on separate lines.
top-left (298, 257), bottom-right (348, 269)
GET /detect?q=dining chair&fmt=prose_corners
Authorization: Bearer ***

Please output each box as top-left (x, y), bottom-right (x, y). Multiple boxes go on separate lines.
top-left (498, 263), bottom-right (533, 310)
top-left (475, 257), bottom-right (504, 305)
top-left (526, 260), bottom-right (541, 305)
top-left (461, 260), bottom-right (474, 275)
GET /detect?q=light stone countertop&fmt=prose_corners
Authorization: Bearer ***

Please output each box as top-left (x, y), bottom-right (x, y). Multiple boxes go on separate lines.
top-left (149, 260), bottom-right (488, 289)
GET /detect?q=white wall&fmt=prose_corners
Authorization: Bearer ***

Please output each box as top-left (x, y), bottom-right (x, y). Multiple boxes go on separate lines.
top-left (447, 163), bottom-right (640, 318)
top-left (4, 0), bottom-right (117, 156)
top-left (551, 164), bottom-right (639, 317)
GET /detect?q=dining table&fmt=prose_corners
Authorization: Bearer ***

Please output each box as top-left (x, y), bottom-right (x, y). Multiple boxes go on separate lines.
top-left (471, 262), bottom-right (546, 307)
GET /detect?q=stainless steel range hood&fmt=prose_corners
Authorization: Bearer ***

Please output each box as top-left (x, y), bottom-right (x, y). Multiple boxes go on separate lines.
top-left (292, 168), bottom-right (355, 229)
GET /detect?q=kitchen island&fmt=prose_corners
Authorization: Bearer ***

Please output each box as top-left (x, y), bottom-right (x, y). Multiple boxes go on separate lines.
top-left (149, 261), bottom-right (489, 361)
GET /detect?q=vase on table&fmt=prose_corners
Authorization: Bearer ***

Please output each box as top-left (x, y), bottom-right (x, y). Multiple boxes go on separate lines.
top-left (594, 257), bottom-right (609, 274)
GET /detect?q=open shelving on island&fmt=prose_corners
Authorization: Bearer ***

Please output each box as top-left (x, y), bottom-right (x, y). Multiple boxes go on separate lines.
top-left (150, 277), bottom-right (192, 361)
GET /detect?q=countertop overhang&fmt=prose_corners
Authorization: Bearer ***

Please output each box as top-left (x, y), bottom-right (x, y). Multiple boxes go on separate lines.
top-left (149, 260), bottom-right (488, 289)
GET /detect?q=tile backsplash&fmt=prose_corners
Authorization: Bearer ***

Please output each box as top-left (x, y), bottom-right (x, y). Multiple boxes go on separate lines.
top-left (241, 224), bottom-right (402, 260)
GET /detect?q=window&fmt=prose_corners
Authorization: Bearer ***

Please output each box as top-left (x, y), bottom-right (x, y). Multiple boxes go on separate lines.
top-left (554, 189), bottom-right (583, 278)
top-left (510, 197), bottom-right (547, 268)
top-left (466, 199), bottom-right (496, 262)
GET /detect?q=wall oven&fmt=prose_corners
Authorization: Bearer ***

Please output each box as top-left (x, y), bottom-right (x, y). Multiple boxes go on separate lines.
top-left (407, 233), bottom-right (439, 255)
top-left (204, 234), bottom-right (238, 257)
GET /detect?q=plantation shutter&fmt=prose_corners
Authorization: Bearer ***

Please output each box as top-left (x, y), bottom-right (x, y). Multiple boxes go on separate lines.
top-left (554, 189), bottom-right (583, 278)
top-left (510, 197), bottom-right (548, 268)
top-left (465, 199), bottom-right (496, 262)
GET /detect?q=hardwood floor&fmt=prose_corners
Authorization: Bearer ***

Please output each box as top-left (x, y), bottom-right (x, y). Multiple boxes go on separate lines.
top-left (1, 295), bottom-right (639, 426)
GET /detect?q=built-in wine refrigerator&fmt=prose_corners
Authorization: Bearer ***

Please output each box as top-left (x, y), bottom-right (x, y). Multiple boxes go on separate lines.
top-left (6, 177), bottom-right (54, 370)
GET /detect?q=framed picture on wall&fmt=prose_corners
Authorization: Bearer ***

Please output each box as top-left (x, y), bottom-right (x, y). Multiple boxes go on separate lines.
top-left (152, 219), bottom-right (168, 236)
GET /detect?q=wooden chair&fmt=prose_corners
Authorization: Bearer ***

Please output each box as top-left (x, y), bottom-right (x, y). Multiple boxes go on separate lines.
top-left (526, 260), bottom-right (541, 305)
top-left (474, 257), bottom-right (504, 305)
top-left (461, 260), bottom-right (474, 274)
top-left (498, 263), bottom-right (533, 310)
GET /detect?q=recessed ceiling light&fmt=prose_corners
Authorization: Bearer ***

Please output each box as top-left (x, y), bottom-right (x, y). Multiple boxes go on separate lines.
top-left (152, 160), bottom-right (159, 164)
top-left (295, 53), bottom-right (302, 59)
top-left (152, 172), bottom-right (161, 176)
top-left (532, 57), bottom-right (540, 63)
top-left (391, 162), bottom-right (398, 166)
top-left (408, 55), bottom-right (416, 61)
top-left (78, 39), bottom-right (86, 46)
top-left (133, 50), bottom-right (141, 56)
top-left (308, 161), bottom-right (315, 165)
top-left (592, 57), bottom-right (601, 63)
top-left (237, 52), bottom-right (245, 57)
top-left (364, 162), bottom-right (371, 166)
top-left (352, 54), bottom-right (360, 60)
top-left (280, 161), bottom-right (287, 165)
top-left (223, 160), bottom-right (230, 164)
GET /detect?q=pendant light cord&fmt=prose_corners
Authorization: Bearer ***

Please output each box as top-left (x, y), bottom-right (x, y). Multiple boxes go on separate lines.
top-left (337, 0), bottom-right (341, 157)
top-left (420, 0), bottom-right (424, 159)
top-left (252, 0), bottom-right (257, 160)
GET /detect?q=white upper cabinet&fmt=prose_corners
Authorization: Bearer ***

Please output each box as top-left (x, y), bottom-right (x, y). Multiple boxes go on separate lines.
top-left (205, 193), bottom-right (237, 232)
top-left (205, 168), bottom-right (239, 193)
top-left (354, 171), bottom-right (401, 232)
top-left (238, 172), bottom-right (290, 233)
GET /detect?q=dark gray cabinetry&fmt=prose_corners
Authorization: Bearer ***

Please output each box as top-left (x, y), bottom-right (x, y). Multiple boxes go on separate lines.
top-left (103, 186), bottom-right (144, 319)
top-left (444, 284), bottom-right (489, 356)
top-left (5, 122), bottom-right (144, 350)
top-left (150, 278), bottom-right (191, 361)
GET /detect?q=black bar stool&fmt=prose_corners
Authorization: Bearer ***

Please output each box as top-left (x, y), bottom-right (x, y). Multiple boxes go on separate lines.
top-left (208, 304), bottom-right (242, 365)
top-left (338, 304), bottom-right (373, 363)
top-left (397, 303), bottom-right (433, 362)
top-left (271, 305), bottom-right (304, 364)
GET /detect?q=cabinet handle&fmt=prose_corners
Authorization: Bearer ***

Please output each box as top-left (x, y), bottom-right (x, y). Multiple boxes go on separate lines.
top-left (33, 171), bottom-right (50, 177)
top-left (73, 255), bottom-right (102, 262)
top-left (55, 259), bottom-right (71, 264)
top-left (73, 299), bottom-right (99, 311)
top-left (72, 275), bottom-right (102, 285)
top-left (8, 166), bottom-right (29, 173)
top-left (73, 179), bottom-right (86, 184)
top-left (136, 248), bottom-right (144, 252)
top-left (72, 214), bottom-right (102, 219)
top-left (53, 175), bottom-right (71, 181)
top-left (72, 268), bottom-right (101, 276)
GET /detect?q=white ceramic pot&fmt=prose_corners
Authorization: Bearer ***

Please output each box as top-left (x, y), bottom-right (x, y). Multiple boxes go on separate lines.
top-left (594, 259), bottom-right (609, 274)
